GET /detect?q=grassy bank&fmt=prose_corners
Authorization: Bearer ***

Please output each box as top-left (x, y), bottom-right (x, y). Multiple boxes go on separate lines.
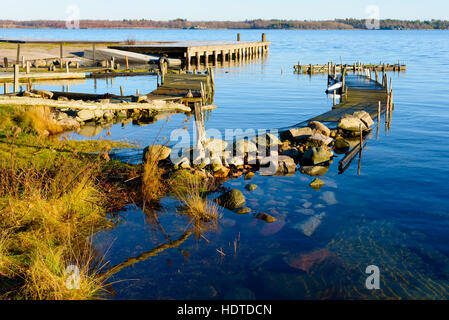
top-left (0, 105), bottom-right (138, 299)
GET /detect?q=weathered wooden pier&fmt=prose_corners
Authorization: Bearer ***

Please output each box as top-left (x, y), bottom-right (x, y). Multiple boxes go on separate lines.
top-left (110, 33), bottom-right (270, 70)
top-left (294, 61), bottom-right (406, 74)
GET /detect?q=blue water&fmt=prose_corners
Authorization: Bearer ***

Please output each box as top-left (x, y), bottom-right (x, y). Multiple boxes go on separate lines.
top-left (3, 29), bottom-right (449, 299)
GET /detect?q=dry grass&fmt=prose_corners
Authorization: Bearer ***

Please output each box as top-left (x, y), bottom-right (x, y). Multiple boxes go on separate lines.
top-left (14, 107), bottom-right (63, 136)
top-left (141, 149), bottom-right (166, 207)
top-left (173, 177), bottom-right (221, 236)
top-left (0, 151), bottom-right (111, 299)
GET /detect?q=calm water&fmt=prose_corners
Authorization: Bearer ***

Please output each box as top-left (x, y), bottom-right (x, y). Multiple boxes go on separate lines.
top-left (3, 29), bottom-right (449, 299)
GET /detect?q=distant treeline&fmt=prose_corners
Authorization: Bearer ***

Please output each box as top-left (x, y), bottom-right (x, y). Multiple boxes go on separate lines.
top-left (1, 19), bottom-right (448, 30)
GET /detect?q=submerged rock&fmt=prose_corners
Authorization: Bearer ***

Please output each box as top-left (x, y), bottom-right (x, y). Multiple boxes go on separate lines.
top-left (283, 248), bottom-right (335, 272)
top-left (237, 207), bottom-right (251, 214)
top-left (294, 212), bottom-right (326, 236)
top-left (277, 155), bottom-right (297, 174)
top-left (143, 145), bottom-right (171, 163)
top-left (301, 147), bottom-right (333, 165)
top-left (255, 212), bottom-right (277, 223)
top-left (309, 177), bottom-right (325, 191)
top-left (245, 184), bottom-right (258, 191)
top-left (244, 172), bottom-right (255, 180)
top-left (216, 189), bottom-right (246, 210)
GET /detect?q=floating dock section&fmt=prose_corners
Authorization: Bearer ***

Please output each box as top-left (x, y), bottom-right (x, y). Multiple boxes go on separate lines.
top-left (294, 62), bottom-right (406, 74)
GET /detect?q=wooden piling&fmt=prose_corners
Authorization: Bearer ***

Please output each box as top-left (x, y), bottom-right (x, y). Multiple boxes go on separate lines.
top-left (237, 33), bottom-right (241, 41)
top-left (262, 33), bottom-right (266, 42)
top-left (333, 90), bottom-right (336, 106)
top-left (59, 43), bottom-right (64, 67)
top-left (3, 57), bottom-right (8, 68)
top-left (120, 86), bottom-right (124, 97)
top-left (16, 44), bottom-right (20, 64)
top-left (13, 64), bottom-right (19, 93)
top-left (136, 89), bottom-right (140, 95)
top-left (92, 44), bottom-right (96, 64)
top-left (4, 82), bottom-right (8, 94)
top-left (26, 61), bottom-right (30, 74)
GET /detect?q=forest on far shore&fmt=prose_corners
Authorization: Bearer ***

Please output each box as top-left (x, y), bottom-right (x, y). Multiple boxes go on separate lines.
top-left (1, 18), bottom-right (448, 30)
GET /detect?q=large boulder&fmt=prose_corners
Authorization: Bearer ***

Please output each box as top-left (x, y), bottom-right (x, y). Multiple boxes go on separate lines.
top-left (301, 147), bottom-right (333, 165)
top-left (353, 111), bottom-right (374, 127)
top-left (308, 121), bottom-right (330, 136)
top-left (216, 189), bottom-right (246, 210)
top-left (277, 155), bottom-right (297, 174)
top-left (338, 111), bottom-right (373, 134)
top-left (300, 165), bottom-right (329, 176)
top-left (143, 145), bottom-right (172, 163)
top-left (280, 127), bottom-right (313, 141)
top-left (57, 118), bottom-right (80, 131)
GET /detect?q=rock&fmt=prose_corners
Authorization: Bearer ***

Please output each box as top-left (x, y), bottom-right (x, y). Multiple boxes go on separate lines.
top-left (245, 184), bottom-right (258, 191)
top-left (306, 133), bottom-right (334, 147)
top-left (55, 112), bottom-right (68, 121)
top-left (300, 165), bottom-right (329, 176)
top-left (204, 138), bottom-right (228, 156)
top-left (283, 248), bottom-right (335, 272)
top-left (353, 111), bottom-right (374, 127)
top-left (338, 114), bottom-right (369, 133)
top-left (172, 156), bottom-right (190, 169)
top-left (32, 89), bottom-right (53, 99)
top-left (103, 110), bottom-right (114, 121)
top-left (301, 147), bottom-right (332, 165)
top-left (261, 219), bottom-right (286, 236)
top-left (214, 166), bottom-right (230, 178)
top-left (251, 132), bottom-right (281, 150)
top-left (293, 212), bottom-right (326, 236)
top-left (76, 110), bottom-right (96, 122)
top-left (237, 207), bottom-right (251, 214)
top-left (216, 189), bottom-right (245, 210)
top-left (32, 59), bottom-right (47, 68)
top-left (57, 118), bottom-right (80, 131)
top-left (255, 212), bottom-right (277, 223)
top-left (78, 124), bottom-right (103, 137)
top-left (244, 172), bottom-right (255, 180)
top-left (22, 91), bottom-right (41, 98)
top-left (277, 155), bottom-right (297, 174)
top-left (308, 121), bottom-right (331, 136)
top-left (309, 178), bottom-right (325, 190)
top-left (143, 145), bottom-right (171, 163)
top-left (280, 127), bottom-right (313, 141)
top-left (334, 138), bottom-right (350, 151)
top-left (233, 139), bottom-right (257, 155)
top-left (116, 109), bottom-right (127, 118)
top-left (93, 109), bottom-right (104, 120)
top-left (211, 157), bottom-right (224, 172)
top-left (57, 96), bottom-right (69, 101)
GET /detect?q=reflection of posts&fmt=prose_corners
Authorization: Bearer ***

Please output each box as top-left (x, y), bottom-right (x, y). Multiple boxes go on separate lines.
top-left (102, 232), bottom-right (192, 279)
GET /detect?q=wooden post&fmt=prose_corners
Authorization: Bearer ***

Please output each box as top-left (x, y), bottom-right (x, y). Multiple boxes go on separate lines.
top-left (209, 67), bottom-right (215, 92)
top-left (213, 51), bottom-right (218, 65)
top-left (221, 50), bottom-right (225, 64)
top-left (120, 86), bottom-right (124, 96)
top-left (4, 82), bottom-right (8, 94)
top-left (13, 64), bottom-right (19, 93)
top-left (204, 51), bottom-right (208, 66)
top-left (66, 62), bottom-right (69, 73)
top-left (16, 44), bottom-right (20, 64)
top-left (185, 51), bottom-right (191, 70)
top-left (136, 89), bottom-right (140, 95)
top-left (378, 101), bottom-right (381, 123)
top-left (333, 90), bottom-right (336, 106)
top-left (92, 44), bottom-right (96, 64)
top-left (359, 124), bottom-right (363, 150)
top-left (196, 51), bottom-right (200, 69)
top-left (262, 33), bottom-right (266, 42)
top-left (60, 43), bottom-right (63, 67)
top-left (26, 61), bottom-right (30, 74)
top-left (22, 56), bottom-right (25, 68)
top-left (3, 57), bottom-right (8, 68)
top-left (237, 33), bottom-right (241, 41)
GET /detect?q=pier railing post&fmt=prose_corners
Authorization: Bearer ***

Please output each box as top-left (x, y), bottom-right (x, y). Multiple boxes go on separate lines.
top-left (13, 64), bottom-right (19, 93)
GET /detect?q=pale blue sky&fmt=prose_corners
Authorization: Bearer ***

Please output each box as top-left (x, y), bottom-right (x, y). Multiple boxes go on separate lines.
top-left (3, 0), bottom-right (449, 21)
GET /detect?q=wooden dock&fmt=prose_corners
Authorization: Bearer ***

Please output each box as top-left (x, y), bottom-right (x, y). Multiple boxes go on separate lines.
top-left (0, 71), bottom-right (85, 82)
top-left (310, 75), bottom-right (389, 124)
top-left (151, 68), bottom-right (215, 105)
top-left (110, 34), bottom-right (270, 70)
top-left (294, 62), bottom-right (406, 74)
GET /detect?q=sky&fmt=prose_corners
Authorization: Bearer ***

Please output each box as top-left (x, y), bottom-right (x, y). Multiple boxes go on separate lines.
top-left (2, 0), bottom-right (449, 21)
